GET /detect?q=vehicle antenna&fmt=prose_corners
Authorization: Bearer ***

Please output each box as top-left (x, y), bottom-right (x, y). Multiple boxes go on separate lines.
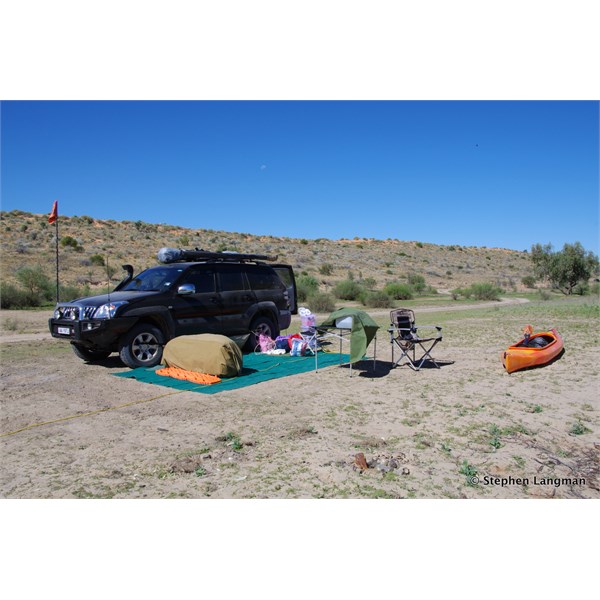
top-left (107, 255), bottom-right (111, 306)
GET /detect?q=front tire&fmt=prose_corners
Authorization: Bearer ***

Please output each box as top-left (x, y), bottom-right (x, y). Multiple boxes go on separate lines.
top-left (119, 324), bottom-right (165, 368)
top-left (71, 344), bottom-right (111, 362)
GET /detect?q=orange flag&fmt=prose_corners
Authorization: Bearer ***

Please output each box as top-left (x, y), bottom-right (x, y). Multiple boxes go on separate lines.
top-left (48, 200), bottom-right (58, 224)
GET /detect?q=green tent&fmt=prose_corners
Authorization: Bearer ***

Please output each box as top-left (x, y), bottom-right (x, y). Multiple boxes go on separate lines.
top-left (318, 307), bottom-right (379, 364)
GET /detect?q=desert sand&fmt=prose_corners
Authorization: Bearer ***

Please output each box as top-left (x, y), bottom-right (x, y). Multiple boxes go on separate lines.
top-left (1, 300), bottom-right (598, 499)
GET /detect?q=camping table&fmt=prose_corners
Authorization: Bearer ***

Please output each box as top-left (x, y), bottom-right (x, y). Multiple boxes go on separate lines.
top-left (314, 326), bottom-right (377, 376)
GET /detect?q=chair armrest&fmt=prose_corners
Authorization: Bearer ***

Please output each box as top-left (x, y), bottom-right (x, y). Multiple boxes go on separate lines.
top-left (414, 325), bottom-right (442, 339)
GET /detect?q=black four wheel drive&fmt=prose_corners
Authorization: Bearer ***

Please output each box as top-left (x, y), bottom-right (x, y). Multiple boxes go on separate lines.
top-left (49, 248), bottom-right (297, 368)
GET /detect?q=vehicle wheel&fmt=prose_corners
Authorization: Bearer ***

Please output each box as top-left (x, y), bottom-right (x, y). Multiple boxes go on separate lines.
top-left (119, 324), bottom-right (165, 368)
top-left (247, 315), bottom-right (279, 351)
top-left (71, 344), bottom-right (111, 362)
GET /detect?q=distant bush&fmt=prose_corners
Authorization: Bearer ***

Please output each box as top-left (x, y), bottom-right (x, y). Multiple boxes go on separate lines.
top-left (90, 254), bottom-right (105, 266)
top-left (362, 290), bottom-right (392, 308)
top-left (0, 282), bottom-right (42, 308)
top-left (306, 291), bottom-right (336, 313)
top-left (521, 275), bottom-right (537, 288)
top-left (297, 275), bottom-right (319, 303)
top-left (452, 282), bottom-right (503, 301)
top-left (16, 266), bottom-right (52, 300)
top-left (407, 273), bottom-right (426, 293)
top-left (60, 236), bottom-right (83, 251)
top-left (572, 281), bottom-right (589, 296)
top-left (383, 282), bottom-right (414, 300)
top-left (538, 288), bottom-right (551, 301)
top-left (319, 263), bottom-right (334, 276)
top-left (470, 282), bottom-right (503, 300)
top-left (59, 283), bottom-right (91, 302)
top-left (360, 277), bottom-right (377, 289)
top-left (333, 279), bottom-right (364, 301)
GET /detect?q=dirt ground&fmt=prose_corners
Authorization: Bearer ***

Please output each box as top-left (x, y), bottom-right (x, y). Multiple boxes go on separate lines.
top-left (1, 301), bottom-right (598, 499)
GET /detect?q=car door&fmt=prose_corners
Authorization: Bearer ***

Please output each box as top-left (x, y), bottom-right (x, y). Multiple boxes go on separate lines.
top-left (217, 265), bottom-right (256, 335)
top-left (169, 266), bottom-right (222, 336)
top-left (271, 265), bottom-right (297, 314)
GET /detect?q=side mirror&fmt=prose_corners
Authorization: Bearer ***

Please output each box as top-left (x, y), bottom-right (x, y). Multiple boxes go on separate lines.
top-left (177, 283), bottom-right (195, 295)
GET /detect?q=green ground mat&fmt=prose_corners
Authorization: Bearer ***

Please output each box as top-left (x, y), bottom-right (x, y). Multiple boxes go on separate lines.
top-left (112, 351), bottom-right (351, 394)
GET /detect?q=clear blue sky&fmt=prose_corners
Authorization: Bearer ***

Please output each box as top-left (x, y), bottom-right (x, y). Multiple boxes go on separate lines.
top-left (1, 100), bottom-right (598, 252)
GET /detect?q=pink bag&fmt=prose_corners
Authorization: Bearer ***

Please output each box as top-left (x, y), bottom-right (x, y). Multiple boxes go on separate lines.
top-left (258, 333), bottom-right (276, 352)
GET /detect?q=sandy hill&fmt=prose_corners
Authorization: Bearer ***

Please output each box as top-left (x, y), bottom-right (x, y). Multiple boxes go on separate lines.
top-left (0, 209), bottom-right (534, 293)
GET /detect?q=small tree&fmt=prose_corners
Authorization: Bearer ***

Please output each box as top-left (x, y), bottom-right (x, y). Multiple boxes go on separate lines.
top-left (15, 265), bottom-right (52, 300)
top-left (531, 242), bottom-right (599, 295)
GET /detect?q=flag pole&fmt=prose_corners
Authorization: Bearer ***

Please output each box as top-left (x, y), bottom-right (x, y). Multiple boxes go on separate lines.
top-left (55, 216), bottom-right (59, 303)
top-left (49, 200), bottom-right (59, 303)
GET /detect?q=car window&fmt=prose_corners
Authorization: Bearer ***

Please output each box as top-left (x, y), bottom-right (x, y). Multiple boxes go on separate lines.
top-left (121, 267), bottom-right (183, 291)
top-left (247, 269), bottom-right (283, 290)
top-left (181, 269), bottom-right (216, 293)
top-left (218, 269), bottom-right (247, 292)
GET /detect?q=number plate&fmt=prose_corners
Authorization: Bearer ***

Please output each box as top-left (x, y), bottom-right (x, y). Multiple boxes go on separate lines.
top-left (57, 327), bottom-right (71, 335)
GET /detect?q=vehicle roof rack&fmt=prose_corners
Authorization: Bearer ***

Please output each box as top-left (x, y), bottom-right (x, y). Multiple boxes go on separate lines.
top-left (157, 247), bottom-right (278, 264)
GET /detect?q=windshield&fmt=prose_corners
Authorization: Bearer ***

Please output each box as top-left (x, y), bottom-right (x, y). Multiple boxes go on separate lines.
top-left (121, 267), bottom-right (184, 292)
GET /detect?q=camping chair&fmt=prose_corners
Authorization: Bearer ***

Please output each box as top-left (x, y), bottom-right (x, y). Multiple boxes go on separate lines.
top-left (298, 306), bottom-right (319, 356)
top-left (388, 309), bottom-right (442, 371)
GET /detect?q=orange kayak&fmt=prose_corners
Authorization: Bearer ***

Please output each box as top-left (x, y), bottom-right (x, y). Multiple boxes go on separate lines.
top-left (501, 328), bottom-right (563, 374)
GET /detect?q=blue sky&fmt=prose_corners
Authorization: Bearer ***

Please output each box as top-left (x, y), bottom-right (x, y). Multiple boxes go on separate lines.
top-left (1, 100), bottom-right (598, 252)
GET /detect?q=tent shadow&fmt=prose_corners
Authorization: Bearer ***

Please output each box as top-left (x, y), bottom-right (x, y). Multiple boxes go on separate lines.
top-left (340, 360), bottom-right (393, 378)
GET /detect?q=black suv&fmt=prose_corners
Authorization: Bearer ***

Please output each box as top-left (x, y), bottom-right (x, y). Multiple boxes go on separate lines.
top-left (49, 248), bottom-right (297, 368)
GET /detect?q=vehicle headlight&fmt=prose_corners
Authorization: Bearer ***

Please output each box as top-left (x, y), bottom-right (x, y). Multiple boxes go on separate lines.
top-left (53, 308), bottom-right (61, 319)
top-left (94, 301), bottom-right (128, 319)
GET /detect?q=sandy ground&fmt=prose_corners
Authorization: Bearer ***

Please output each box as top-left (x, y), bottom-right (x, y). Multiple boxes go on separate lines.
top-left (1, 302), bottom-right (598, 499)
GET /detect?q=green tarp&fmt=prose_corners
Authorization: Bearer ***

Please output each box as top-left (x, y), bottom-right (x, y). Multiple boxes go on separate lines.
top-left (318, 307), bottom-right (379, 364)
top-left (112, 351), bottom-right (350, 394)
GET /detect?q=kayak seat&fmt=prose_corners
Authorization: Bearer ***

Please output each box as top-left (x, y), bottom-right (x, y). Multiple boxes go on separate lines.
top-left (388, 308), bottom-right (443, 370)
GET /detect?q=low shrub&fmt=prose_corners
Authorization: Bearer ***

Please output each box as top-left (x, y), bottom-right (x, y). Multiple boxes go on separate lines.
top-left (452, 282), bottom-right (503, 301)
top-left (469, 282), bottom-right (503, 300)
top-left (319, 263), bottom-right (334, 276)
top-left (60, 235), bottom-right (83, 251)
top-left (383, 282), bottom-right (414, 300)
top-left (90, 254), bottom-right (105, 266)
top-left (306, 291), bottom-right (336, 313)
top-left (362, 290), bottom-right (392, 308)
top-left (297, 275), bottom-right (319, 302)
top-left (0, 282), bottom-right (43, 308)
top-left (407, 273), bottom-right (426, 293)
top-left (59, 284), bottom-right (91, 302)
top-left (333, 279), bottom-right (364, 301)
top-left (521, 275), bottom-right (537, 288)
top-left (572, 281), bottom-right (589, 296)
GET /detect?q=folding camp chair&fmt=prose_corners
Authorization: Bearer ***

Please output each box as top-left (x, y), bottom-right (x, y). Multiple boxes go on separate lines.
top-left (388, 308), bottom-right (442, 371)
